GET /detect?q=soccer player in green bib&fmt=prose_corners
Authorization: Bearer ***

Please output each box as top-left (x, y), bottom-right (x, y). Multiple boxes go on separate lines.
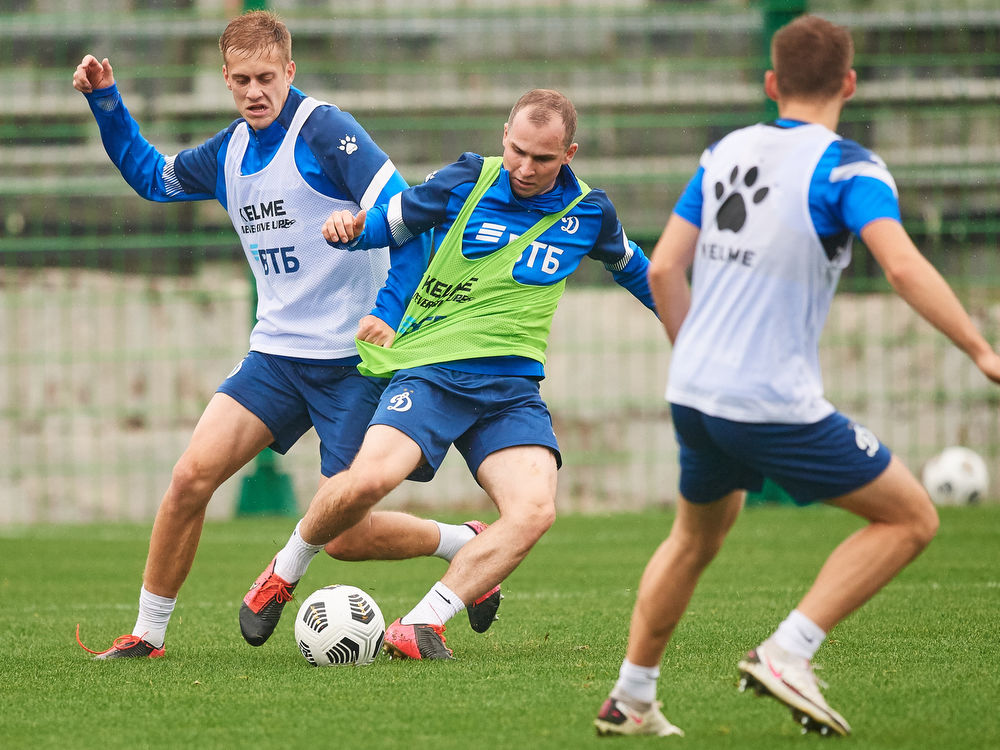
top-left (240, 89), bottom-right (657, 659)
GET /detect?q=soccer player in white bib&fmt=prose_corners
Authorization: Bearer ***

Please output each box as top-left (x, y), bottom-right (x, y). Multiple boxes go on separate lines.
top-left (594, 14), bottom-right (1000, 738)
top-left (70, 10), bottom-right (465, 659)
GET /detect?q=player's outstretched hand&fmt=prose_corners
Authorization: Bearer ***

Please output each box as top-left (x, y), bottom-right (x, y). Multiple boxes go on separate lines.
top-left (323, 209), bottom-right (367, 246)
top-left (356, 314), bottom-right (395, 347)
top-left (73, 55), bottom-right (115, 94)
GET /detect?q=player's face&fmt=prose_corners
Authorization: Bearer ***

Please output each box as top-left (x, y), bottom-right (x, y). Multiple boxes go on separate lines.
top-left (502, 108), bottom-right (578, 198)
top-left (223, 46), bottom-right (295, 130)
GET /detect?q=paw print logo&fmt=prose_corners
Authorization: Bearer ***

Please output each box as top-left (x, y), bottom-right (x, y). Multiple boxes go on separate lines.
top-left (338, 135), bottom-right (358, 155)
top-left (714, 165), bottom-right (769, 233)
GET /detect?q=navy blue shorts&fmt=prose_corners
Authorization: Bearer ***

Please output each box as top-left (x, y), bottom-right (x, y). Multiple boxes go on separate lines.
top-left (370, 365), bottom-right (561, 482)
top-left (217, 351), bottom-right (386, 477)
top-left (671, 404), bottom-right (892, 505)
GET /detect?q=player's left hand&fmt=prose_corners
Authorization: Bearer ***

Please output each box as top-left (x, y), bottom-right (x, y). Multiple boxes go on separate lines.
top-left (356, 314), bottom-right (394, 347)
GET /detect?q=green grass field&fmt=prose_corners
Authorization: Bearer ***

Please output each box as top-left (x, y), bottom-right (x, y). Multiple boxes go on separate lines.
top-left (2, 505), bottom-right (998, 749)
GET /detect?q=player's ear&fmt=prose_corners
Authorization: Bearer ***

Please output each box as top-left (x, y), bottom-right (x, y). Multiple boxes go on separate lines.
top-left (842, 69), bottom-right (857, 102)
top-left (286, 60), bottom-right (295, 85)
top-left (563, 142), bottom-right (578, 164)
top-left (764, 70), bottom-right (779, 103)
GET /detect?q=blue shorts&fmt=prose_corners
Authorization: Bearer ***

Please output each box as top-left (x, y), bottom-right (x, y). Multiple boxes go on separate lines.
top-left (671, 404), bottom-right (892, 505)
top-left (218, 351), bottom-right (386, 477)
top-left (370, 365), bottom-right (561, 482)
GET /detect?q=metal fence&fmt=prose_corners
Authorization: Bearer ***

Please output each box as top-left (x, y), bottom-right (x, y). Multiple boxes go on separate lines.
top-left (2, 0), bottom-right (999, 522)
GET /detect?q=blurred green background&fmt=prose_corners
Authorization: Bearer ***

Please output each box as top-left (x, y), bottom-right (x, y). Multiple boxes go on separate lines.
top-left (2, 0), bottom-right (998, 522)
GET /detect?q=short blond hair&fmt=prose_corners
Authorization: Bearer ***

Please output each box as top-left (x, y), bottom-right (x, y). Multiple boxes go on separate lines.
top-left (218, 10), bottom-right (292, 64)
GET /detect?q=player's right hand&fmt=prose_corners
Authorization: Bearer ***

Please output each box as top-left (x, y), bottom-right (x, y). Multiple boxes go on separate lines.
top-left (322, 209), bottom-right (367, 246)
top-left (73, 55), bottom-right (115, 94)
top-left (973, 348), bottom-right (1000, 385)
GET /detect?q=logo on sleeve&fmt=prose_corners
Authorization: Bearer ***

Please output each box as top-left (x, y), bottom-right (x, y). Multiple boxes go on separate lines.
top-left (339, 135), bottom-right (358, 155)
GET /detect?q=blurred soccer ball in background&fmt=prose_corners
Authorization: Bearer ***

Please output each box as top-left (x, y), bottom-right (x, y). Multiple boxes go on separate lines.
top-left (294, 584), bottom-right (385, 666)
top-left (921, 446), bottom-right (989, 506)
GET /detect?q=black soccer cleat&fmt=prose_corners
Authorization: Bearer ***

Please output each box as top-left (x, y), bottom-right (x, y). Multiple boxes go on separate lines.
top-left (462, 520), bottom-right (502, 633)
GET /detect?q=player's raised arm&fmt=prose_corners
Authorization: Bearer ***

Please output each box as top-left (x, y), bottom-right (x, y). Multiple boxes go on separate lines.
top-left (74, 54), bottom-right (219, 203)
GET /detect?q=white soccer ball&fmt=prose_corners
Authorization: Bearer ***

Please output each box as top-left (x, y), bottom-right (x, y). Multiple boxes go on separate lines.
top-left (921, 446), bottom-right (989, 506)
top-left (294, 584), bottom-right (385, 666)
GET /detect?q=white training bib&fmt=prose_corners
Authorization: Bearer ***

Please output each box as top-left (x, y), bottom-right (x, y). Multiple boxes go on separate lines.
top-left (224, 97), bottom-right (391, 358)
top-left (667, 122), bottom-right (852, 423)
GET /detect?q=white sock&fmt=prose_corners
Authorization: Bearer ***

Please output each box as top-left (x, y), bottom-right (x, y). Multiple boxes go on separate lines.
top-left (400, 581), bottom-right (466, 627)
top-left (432, 521), bottom-right (477, 561)
top-left (612, 658), bottom-right (660, 707)
top-left (132, 586), bottom-right (175, 648)
top-left (773, 609), bottom-right (826, 661)
top-left (273, 520), bottom-right (324, 583)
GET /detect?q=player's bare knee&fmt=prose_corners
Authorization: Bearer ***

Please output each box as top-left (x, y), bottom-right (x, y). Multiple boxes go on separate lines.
top-left (324, 523), bottom-right (373, 561)
top-left (342, 468), bottom-right (393, 509)
top-left (670, 528), bottom-right (724, 570)
top-left (887, 493), bottom-right (939, 552)
top-left (504, 501), bottom-right (555, 549)
top-left (324, 535), bottom-right (362, 561)
top-left (689, 539), bottom-right (723, 570)
top-left (526, 501), bottom-right (556, 539)
top-left (165, 458), bottom-right (218, 511)
top-left (910, 497), bottom-right (939, 549)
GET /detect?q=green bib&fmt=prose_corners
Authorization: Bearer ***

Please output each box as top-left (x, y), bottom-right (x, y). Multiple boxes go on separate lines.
top-left (357, 157), bottom-right (590, 379)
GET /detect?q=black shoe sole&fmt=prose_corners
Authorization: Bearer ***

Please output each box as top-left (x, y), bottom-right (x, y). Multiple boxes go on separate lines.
top-left (467, 589), bottom-right (502, 633)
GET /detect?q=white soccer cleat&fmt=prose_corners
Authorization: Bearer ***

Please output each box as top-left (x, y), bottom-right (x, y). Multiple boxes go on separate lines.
top-left (738, 637), bottom-right (851, 737)
top-left (594, 696), bottom-right (684, 737)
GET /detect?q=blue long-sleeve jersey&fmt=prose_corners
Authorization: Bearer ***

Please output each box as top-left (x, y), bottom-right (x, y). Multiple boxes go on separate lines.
top-left (82, 83), bottom-right (428, 349)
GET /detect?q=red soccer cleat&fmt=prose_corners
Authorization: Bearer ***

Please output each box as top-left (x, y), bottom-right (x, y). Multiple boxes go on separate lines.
top-left (76, 625), bottom-right (165, 660)
top-left (239, 557), bottom-right (297, 646)
top-left (383, 618), bottom-right (454, 660)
